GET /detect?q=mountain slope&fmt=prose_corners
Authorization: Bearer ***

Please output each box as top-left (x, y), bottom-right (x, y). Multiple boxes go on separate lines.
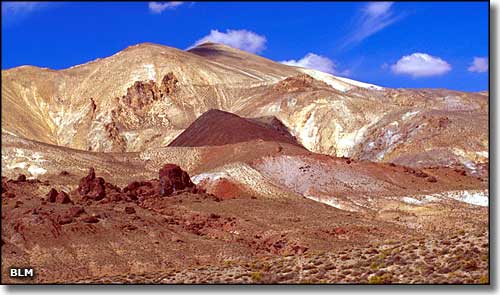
top-left (168, 109), bottom-right (303, 148)
top-left (1, 42), bottom-right (488, 174)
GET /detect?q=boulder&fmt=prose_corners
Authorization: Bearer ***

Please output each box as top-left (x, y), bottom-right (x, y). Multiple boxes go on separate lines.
top-left (158, 164), bottom-right (194, 196)
top-left (56, 191), bottom-right (72, 204)
top-left (47, 188), bottom-right (58, 203)
top-left (124, 207), bottom-right (136, 214)
top-left (67, 206), bottom-right (85, 218)
top-left (82, 216), bottom-right (99, 223)
top-left (77, 168), bottom-right (106, 201)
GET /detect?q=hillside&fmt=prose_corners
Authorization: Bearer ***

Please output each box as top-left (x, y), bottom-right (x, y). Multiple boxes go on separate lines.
top-left (1, 41), bottom-right (489, 284)
top-left (168, 109), bottom-right (303, 148)
top-left (1, 42), bottom-right (488, 175)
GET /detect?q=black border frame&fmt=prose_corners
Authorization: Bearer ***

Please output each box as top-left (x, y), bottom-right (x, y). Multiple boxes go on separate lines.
top-left (0, 0), bottom-right (493, 288)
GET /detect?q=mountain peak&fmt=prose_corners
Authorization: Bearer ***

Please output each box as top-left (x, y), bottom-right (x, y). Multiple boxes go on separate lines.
top-left (121, 42), bottom-right (181, 53)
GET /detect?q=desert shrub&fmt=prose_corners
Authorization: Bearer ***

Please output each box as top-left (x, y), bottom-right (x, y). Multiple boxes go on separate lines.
top-left (251, 272), bottom-right (262, 282)
top-left (368, 275), bottom-right (384, 284)
top-left (370, 262), bottom-right (385, 270)
top-left (479, 275), bottom-right (489, 284)
top-left (368, 273), bottom-right (392, 284)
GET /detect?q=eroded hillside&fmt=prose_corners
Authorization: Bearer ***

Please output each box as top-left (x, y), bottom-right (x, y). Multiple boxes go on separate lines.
top-left (1, 42), bottom-right (488, 174)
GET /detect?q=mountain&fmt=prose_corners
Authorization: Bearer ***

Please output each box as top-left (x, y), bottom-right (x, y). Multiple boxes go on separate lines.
top-left (1, 41), bottom-right (489, 284)
top-left (2, 42), bottom-right (488, 175)
top-left (168, 109), bottom-right (303, 148)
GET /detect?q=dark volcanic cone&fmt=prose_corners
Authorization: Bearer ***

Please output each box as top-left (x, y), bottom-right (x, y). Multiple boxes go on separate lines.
top-left (168, 109), bottom-right (304, 148)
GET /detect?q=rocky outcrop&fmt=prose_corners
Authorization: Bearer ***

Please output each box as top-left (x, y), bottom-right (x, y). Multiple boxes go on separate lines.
top-left (73, 164), bottom-right (198, 202)
top-left (120, 72), bottom-right (178, 110)
top-left (159, 164), bottom-right (195, 196)
top-left (46, 188), bottom-right (73, 204)
top-left (77, 168), bottom-right (106, 201)
top-left (160, 72), bottom-right (178, 95)
top-left (122, 80), bottom-right (158, 110)
top-left (272, 74), bottom-right (328, 93)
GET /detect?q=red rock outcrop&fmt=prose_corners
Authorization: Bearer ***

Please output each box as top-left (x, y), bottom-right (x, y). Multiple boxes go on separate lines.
top-left (47, 188), bottom-right (58, 203)
top-left (77, 168), bottom-right (106, 201)
top-left (159, 164), bottom-right (195, 196)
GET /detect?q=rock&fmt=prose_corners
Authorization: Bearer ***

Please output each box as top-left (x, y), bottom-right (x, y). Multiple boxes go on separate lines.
top-left (78, 168), bottom-right (94, 195)
top-left (159, 178), bottom-right (173, 196)
top-left (123, 181), bottom-right (156, 199)
top-left (78, 168), bottom-right (106, 201)
top-left (438, 117), bottom-right (451, 129)
top-left (59, 216), bottom-right (74, 225)
top-left (427, 176), bottom-right (438, 183)
top-left (161, 72), bottom-right (178, 95)
top-left (3, 192), bottom-right (15, 199)
top-left (81, 216), bottom-right (99, 223)
top-left (291, 245), bottom-right (308, 255)
top-left (158, 164), bottom-right (194, 196)
top-left (414, 170), bottom-right (429, 178)
top-left (123, 224), bottom-right (137, 231)
top-left (124, 207), bottom-right (136, 214)
top-left (124, 181), bottom-right (142, 192)
top-left (334, 228), bottom-right (347, 235)
top-left (56, 191), bottom-right (72, 204)
top-left (47, 188), bottom-right (58, 203)
top-left (16, 174), bottom-right (27, 182)
top-left (122, 80), bottom-right (158, 109)
top-left (67, 207), bottom-right (85, 218)
top-left (108, 193), bottom-right (123, 202)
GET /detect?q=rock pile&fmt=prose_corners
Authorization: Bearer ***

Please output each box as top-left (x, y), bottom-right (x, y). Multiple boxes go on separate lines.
top-left (75, 164), bottom-right (198, 202)
top-left (77, 168), bottom-right (106, 201)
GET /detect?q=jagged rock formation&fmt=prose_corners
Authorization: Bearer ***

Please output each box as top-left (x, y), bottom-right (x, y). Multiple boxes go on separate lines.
top-left (78, 168), bottom-right (107, 201)
top-left (158, 164), bottom-right (195, 196)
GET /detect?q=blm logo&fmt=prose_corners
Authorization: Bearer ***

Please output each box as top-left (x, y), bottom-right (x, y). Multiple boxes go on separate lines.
top-left (9, 267), bottom-right (35, 279)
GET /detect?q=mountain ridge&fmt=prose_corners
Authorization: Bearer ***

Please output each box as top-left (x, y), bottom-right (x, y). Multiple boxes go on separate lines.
top-left (1, 41), bottom-right (488, 176)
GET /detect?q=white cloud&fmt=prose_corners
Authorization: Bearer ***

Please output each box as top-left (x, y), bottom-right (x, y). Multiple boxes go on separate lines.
top-left (341, 2), bottom-right (402, 49)
top-left (148, 2), bottom-right (183, 14)
top-left (281, 53), bottom-right (337, 74)
top-left (2, 2), bottom-right (51, 22)
top-left (391, 53), bottom-right (451, 78)
top-left (2, 2), bottom-right (43, 14)
top-left (192, 29), bottom-right (267, 54)
top-left (468, 57), bottom-right (488, 73)
top-left (365, 2), bottom-right (393, 17)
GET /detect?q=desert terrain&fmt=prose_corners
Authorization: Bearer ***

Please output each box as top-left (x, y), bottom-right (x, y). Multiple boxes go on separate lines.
top-left (1, 42), bottom-right (488, 284)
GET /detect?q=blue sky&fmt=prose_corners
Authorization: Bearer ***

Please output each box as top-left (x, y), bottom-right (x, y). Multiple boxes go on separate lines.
top-left (2, 1), bottom-right (489, 91)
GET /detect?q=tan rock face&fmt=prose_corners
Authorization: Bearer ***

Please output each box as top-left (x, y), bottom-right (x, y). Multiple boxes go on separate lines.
top-left (2, 42), bottom-right (488, 173)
